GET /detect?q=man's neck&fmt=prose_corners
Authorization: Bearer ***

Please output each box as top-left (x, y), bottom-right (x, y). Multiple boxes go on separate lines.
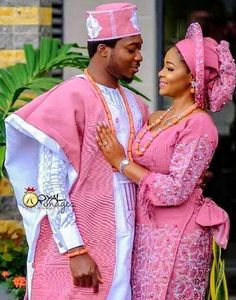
top-left (86, 64), bottom-right (119, 89)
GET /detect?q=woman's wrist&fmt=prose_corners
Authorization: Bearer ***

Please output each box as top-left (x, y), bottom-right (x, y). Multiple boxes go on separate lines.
top-left (118, 158), bottom-right (131, 175)
top-left (113, 156), bottom-right (126, 170)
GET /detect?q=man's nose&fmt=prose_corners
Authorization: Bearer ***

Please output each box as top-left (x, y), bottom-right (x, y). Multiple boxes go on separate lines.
top-left (135, 50), bottom-right (143, 62)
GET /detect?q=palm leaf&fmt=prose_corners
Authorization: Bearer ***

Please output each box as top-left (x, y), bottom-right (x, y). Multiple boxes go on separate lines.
top-left (0, 116), bottom-right (6, 145)
top-left (50, 39), bottom-right (61, 60)
top-left (24, 44), bottom-right (36, 75)
top-left (120, 80), bottom-right (151, 101)
top-left (39, 37), bottom-right (52, 70)
top-left (0, 69), bottom-right (16, 93)
top-left (27, 77), bottom-right (61, 91)
top-left (208, 240), bottom-right (228, 300)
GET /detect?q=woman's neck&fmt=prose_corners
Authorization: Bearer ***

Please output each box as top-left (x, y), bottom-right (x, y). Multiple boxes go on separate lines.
top-left (170, 95), bottom-right (195, 115)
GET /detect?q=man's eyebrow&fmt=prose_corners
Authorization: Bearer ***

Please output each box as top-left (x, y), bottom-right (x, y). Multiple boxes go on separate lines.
top-left (126, 42), bottom-right (143, 47)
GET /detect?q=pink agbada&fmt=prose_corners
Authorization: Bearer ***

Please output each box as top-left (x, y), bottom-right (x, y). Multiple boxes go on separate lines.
top-left (131, 113), bottom-right (230, 299)
top-left (6, 76), bottom-right (148, 299)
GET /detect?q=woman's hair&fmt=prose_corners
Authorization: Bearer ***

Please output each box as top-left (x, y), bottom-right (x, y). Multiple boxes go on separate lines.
top-left (87, 38), bottom-right (121, 58)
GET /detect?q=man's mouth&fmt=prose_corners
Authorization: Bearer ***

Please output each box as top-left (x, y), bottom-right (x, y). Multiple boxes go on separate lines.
top-left (132, 65), bottom-right (140, 73)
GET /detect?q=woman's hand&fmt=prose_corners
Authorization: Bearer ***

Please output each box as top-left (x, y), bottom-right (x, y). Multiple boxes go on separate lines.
top-left (96, 122), bottom-right (126, 170)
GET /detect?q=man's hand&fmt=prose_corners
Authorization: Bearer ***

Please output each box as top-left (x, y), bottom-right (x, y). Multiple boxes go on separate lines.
top-left (69, 247), bottom-right (103, 293)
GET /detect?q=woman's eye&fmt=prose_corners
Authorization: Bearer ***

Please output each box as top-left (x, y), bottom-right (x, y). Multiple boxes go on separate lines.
top-left (166, 67), bottom-right (174, 71)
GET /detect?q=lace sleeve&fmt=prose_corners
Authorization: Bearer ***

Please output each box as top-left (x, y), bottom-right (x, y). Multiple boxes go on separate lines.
top-left (138, 117), bottom-right (217, 216)
top-left (38, 145), bottom-right (83, 253)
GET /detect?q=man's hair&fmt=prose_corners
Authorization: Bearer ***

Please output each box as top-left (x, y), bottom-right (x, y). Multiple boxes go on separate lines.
top-left (87, 38), bottom-right (121, 59)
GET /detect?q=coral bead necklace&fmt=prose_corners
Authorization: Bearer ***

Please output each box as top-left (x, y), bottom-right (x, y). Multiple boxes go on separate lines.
top-left (135, 102), bottom-right (198, 156)
top-left (84, 68), bottom-right (135, 161)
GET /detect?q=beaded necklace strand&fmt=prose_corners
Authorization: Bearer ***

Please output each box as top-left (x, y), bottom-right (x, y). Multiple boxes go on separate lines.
top-left (135, 103), bottom-right (198, 156)
top-left (84, 69), bottom-right (135, 161)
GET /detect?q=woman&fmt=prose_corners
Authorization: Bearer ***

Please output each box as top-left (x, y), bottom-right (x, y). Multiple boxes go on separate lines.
top-left (96, 22), bottom-right (236, 299)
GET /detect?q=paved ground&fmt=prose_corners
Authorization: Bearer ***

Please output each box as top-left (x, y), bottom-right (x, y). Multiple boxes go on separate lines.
top-left (0, 288), bottom-right (14, 300)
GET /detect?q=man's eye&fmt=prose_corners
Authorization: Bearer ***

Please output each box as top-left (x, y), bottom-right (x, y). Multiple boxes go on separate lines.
top-left (128, 49), bottom-right (135, 54)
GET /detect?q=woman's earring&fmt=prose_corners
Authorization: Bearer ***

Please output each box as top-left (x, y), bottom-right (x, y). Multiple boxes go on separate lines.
top-left (190, 80), bottom-right (196, 94)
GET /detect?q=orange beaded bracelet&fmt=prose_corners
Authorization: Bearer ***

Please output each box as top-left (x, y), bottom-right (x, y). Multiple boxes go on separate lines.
top-left (66, 247), bottom-right (88, 258)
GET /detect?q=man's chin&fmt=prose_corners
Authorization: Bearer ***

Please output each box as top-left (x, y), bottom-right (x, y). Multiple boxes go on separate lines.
top-left (120, 76), bottom-right (133, 84)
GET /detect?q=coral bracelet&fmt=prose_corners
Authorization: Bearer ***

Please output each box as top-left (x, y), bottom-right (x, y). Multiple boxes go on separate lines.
top-left (66, 247), bottom-right (88, 258)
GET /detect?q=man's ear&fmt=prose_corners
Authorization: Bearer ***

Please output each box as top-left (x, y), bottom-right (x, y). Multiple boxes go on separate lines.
top-left (97, 44), bottom-right (109, 57)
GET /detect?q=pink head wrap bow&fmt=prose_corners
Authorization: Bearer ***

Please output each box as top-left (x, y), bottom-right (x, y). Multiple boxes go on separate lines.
top-left (175, 22), bottom-right (236, 112)
top-left (86, 3), bottom-right (141, 41)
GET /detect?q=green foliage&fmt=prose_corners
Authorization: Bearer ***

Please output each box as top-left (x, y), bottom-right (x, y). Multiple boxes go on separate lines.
top-left (207, 241), bottom-right (228, 300)
top-left (120, 77), bottom-right (151, 101)
top-left (0, 220), bottom-right (27, 300)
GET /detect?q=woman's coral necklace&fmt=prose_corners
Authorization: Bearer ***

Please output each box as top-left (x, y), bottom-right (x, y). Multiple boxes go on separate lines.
top-left (135, 103), bottom-right (198, 156)
top-left (84, 69), bottom-right (135, 161)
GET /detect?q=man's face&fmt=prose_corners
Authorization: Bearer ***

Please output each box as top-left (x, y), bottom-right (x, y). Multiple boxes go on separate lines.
top-left (106, 35), bottom-right (143, 83)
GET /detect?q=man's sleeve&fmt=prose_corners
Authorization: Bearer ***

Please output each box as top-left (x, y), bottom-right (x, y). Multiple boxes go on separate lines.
top-left (38, 144), bottom-right (84, 253)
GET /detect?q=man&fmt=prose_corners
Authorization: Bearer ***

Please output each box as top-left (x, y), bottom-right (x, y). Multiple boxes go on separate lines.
top-left (5, 3), bottom-right (149, 299)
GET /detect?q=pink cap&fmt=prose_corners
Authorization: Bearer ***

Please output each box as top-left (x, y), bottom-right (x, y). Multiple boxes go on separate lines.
top-left (86, 3), bottom-right (141, 41)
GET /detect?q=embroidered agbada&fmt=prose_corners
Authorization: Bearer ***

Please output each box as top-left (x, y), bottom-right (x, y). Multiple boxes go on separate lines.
top-left (5, 75), bottom-right (149, 300)
top-left (131, 113), bottom-right (230, 300)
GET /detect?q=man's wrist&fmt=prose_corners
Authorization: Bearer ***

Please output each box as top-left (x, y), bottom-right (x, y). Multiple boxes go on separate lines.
top-left (67, 246), bottom-right (89, 258)
top-left (68, 245), bottom-right (85, 254)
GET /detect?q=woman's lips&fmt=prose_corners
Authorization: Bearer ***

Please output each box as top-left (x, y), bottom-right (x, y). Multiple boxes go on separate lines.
top-left (159, 81), bottom-right (167, 88)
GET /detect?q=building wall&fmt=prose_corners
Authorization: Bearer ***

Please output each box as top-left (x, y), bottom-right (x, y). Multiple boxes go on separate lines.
top-left (63, 0), bottom-right (157, 110)
top-left (0, 0), bottom-right (52, 68)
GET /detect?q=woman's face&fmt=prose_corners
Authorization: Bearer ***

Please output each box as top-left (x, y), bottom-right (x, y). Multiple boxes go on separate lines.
top-left (158, 47), bottom-right (192, 98)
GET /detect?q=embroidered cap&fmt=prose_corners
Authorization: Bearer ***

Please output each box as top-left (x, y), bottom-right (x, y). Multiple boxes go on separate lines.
top-left (86, 3), bottom-right (141, 41)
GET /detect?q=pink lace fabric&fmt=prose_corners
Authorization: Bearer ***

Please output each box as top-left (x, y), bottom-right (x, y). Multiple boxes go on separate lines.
top-left (209, 41), bottom-right (236, 112)
top-left (131, 113), bottom-right (230, 299)
top-left (132, 225), bottom-right (212, 300)
top-left (185, 22), bottom-right (206, 109)
top-left (138, 134), bottom-right (215, 217)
